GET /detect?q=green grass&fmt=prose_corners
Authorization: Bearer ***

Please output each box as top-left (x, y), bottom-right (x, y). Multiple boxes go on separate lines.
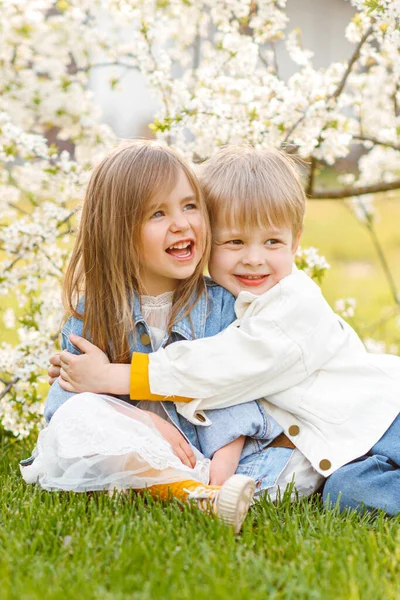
top-left (1, 438), bottom-right (399, 600)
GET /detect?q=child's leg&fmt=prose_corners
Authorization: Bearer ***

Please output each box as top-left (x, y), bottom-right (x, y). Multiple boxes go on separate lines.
top-left (99, 396), bottom-right (256, 530)
top-left (236, 443), bottom-right (323, 501)
top-left (265, 448), bottom-right (324, 501)
top-left (21, 392), bottom-right (210, 488)
top-left (323, 413), bottom-right (400, 515)
top-left (21, 392), bottom-right (255, 532)
top-left (196, 400), bottom-right (281, 459)
top-left (148, 475), bottom-right (256, 533)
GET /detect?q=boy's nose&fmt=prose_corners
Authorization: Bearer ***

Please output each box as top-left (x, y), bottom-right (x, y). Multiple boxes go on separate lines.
top-left (243, 247), bottom-right (264, 266)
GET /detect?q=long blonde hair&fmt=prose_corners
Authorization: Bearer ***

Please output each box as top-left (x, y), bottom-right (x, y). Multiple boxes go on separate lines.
top-left (63, 140), bottom-right (211, 363)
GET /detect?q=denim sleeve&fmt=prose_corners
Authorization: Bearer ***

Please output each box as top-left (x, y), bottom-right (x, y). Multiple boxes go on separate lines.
top-left (220, 287), bottom-right (237, 330)
top-left (43, 317), bottom-right (83, 422)
top-left (196, 400), bottom-right (274, 459)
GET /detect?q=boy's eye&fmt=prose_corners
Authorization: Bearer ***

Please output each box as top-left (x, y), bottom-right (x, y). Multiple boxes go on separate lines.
top-left (227, 239), bottom-right (244, 245)
top-left (265, 239), bottom-right (281, 246)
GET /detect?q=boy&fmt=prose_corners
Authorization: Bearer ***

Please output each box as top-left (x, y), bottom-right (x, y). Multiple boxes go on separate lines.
top-left (53, 146), bottom-right (400, 514)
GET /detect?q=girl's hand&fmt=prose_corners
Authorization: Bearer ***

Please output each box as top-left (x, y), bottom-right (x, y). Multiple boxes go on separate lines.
top-left (146, 412), bottom-right (196, 469)
top-left (58, 335), bottom-right (111, 394)
top-left (48, 352), bottom-right (61, 385)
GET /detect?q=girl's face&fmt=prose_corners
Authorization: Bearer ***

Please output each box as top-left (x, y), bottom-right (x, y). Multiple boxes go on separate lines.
top-left (140, 169), bottom-right (205, 296)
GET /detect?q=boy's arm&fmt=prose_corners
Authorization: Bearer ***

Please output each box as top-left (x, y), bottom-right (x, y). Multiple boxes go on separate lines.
top-left (131, 314), bottom-right (305, 407)
top-left (56, 334), bottom-right (190, 401)
top-left (57, 276), bottom-right (344, 413)
top-left (131, 282), bottom-right (347, 414)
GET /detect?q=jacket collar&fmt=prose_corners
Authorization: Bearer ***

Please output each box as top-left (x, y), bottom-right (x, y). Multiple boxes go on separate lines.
top-left (132, 283), bottom-right (208, 342)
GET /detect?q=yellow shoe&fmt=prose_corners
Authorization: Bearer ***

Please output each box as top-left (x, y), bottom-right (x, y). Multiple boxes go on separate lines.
top-left (148, 474), bottom-right (255, 533)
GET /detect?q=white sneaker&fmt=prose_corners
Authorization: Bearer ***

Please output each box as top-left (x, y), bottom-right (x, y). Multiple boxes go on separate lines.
top-left (184, 474), bottom-right (256, 533)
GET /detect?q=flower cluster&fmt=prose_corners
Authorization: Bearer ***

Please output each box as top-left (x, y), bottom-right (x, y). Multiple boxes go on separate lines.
top-left (1, 0), bottom-right (399, 436)
top-left (295, 247), bottom-right (331, 283)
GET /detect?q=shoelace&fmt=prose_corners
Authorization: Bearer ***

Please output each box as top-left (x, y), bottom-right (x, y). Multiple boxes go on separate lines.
top-left (183, 485), bottom-right (219, 512)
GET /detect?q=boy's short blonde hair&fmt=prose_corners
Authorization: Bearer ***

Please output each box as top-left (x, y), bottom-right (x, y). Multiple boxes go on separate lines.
top-left (199, 145), bottom-right (306, 239)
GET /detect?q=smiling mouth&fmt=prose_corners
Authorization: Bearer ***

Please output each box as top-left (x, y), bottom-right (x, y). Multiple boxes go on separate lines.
top-left (166, 240), bottom-right (195, 261)
top-left (234, 274), bottom-right (269, 286)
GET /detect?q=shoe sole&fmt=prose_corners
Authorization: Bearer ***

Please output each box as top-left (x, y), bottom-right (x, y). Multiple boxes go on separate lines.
top-left (216, 474), bottom-right (256, 534)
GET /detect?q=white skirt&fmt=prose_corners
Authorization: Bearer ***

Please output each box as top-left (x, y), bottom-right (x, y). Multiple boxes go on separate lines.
top-left (20, 393), bottom-right (210, 492)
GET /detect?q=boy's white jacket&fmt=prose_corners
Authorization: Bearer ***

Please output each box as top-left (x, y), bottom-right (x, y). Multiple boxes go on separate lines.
top-left (148, 268), bottom-right (400, 476)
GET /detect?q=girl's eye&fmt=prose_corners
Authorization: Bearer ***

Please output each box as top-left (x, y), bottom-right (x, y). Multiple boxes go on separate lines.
top-left (183, 203), bottom-right (197, 211)
top-left (151, 210), bottom-right (164, 219)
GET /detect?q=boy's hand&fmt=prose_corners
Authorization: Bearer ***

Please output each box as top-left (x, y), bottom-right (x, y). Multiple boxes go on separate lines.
top-left (48, 353), bottom-right (61, 385)
top-left (58, 334), bottom-right (112, 394)
top-left (146, 412), bottom-right (196, 469)
top-left (209, 436), bottom-right (245, 486)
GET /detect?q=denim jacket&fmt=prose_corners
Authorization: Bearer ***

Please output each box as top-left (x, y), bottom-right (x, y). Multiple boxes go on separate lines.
top-left (44, 277), bottom-right (283, 460)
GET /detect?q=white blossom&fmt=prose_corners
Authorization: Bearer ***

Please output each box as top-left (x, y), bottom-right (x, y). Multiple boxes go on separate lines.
top-left (363, 338), bottom-right (398, 356)
top-left (295, 246), bottom-right (330, 282)
top-left (335, 298), bottom-right (357, 319)
top-left (3, 308), bottom-right (16, 329)
top-left (346, 194), bottom-right (375, 223)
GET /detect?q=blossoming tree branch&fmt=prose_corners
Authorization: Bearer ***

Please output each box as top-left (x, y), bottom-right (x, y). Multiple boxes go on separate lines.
top-left (0, 0), bottom-right (399, 436)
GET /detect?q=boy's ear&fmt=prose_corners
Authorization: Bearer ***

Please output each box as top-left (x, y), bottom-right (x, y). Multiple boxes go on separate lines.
top-left (291, 229), bottom-right (302, 255)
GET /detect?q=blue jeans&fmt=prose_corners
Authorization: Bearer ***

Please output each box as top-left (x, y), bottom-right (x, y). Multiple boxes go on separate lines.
top-left (237, 445), bottom-right (293, 493)
top-left (195, 401), bottom-right (283, 459)
top-left (322, 413), bottom-right (400, 515)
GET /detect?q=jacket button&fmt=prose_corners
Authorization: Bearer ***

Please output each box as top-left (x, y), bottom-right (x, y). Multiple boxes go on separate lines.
top-left (195, 412), bottom-right (206, 423)
top-left (319, 459), bottom-right (332, 471)
top-left (288, 425), bottom-right (300, 436)
top-left (140, 333), bottom-right (151, 346)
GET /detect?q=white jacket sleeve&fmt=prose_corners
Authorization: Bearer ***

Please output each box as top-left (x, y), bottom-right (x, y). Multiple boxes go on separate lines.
top-left (148, 271), bottom-right (346, 420)
top-left (167, 315), bottom-right (307, 422)
top-left (150, 312), bottom-right (307, 414)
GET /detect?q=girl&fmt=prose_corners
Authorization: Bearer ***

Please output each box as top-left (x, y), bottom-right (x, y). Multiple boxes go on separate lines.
top-left (21, 140), bottom-right (288, 533)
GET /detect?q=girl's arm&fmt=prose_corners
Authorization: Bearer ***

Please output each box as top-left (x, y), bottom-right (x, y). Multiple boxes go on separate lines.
top-left (44, 319), bottom-right (86, 421)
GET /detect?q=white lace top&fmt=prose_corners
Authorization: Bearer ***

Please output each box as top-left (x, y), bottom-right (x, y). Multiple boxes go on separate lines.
top-left (141, 291), bottom-right (173, 351)
top-left (139, 291), bottom-right (174, 419)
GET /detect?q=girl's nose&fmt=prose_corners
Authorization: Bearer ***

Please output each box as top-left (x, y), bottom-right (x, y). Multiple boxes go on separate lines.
top-left (170, 213), bottom-right (191, 233)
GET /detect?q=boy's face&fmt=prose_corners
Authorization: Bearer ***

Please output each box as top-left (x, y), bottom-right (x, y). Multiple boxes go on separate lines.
top-left (209, 222), bottom-right (300, 297)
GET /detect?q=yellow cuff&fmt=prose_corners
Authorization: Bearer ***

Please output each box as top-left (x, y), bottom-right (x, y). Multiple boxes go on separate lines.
top-left (130, 352), bottom-right (192, 403)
